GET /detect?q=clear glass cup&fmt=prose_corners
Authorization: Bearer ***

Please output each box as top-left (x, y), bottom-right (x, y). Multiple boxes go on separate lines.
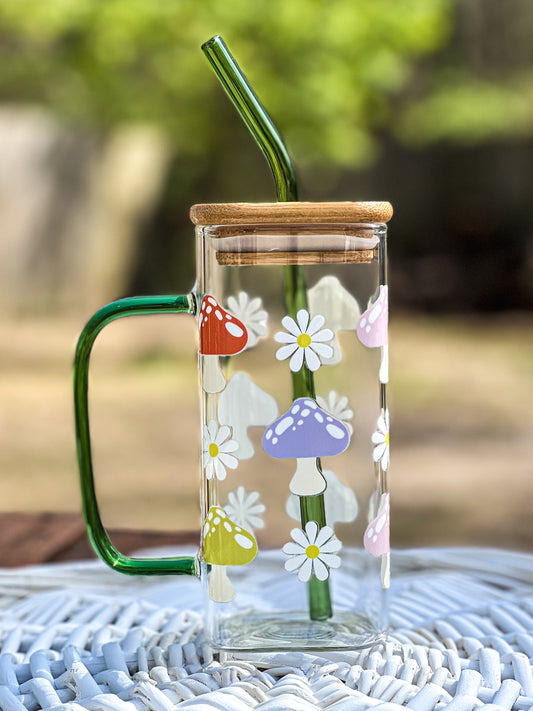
top-left (74, 200), bottom-right (393, 654)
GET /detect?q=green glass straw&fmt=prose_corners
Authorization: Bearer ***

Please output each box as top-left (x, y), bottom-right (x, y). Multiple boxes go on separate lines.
top-left (202, 35), bottom-right (332, 620)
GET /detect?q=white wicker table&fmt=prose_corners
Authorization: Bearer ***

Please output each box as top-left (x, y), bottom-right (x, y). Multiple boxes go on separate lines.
top-left (0, 547), bottom-right (532, 711)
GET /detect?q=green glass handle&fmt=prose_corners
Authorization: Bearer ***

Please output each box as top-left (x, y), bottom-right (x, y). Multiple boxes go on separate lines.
top-left (74, 294), bottom-right (198, 576)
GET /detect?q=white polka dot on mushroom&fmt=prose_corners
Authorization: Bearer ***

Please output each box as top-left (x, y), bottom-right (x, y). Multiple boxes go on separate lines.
top-left (326, 424), bottom-right (346, 439)
top-left (275, 416), bottom-right (293, 436)
top-left (235, 533), bottom-right (253, 549)
top-left (375, 513), bottom-right (387, 532)
top-left (225, 322), bottom-right (244, 337)
top-left (369, 303), bottom-right (382, 323)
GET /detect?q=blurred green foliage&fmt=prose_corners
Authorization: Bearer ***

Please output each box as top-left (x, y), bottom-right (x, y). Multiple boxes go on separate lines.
top-left (397, 74), bottom-right (533, 144)
top-left (0, 0), bottom-right (453, 170)
top-left (0, 2), bottom-right (530, 308)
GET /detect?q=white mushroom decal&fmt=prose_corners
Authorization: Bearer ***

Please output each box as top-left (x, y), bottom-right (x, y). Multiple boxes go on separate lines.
top-left (356, 285), bottom-right (389, 384)
top-left (203, 505), bottom-right (257, 602)
top-left (262, 398), bottom-right (350, 496)
top-left (218, 373), bottom-right (278, 460)
top-left (199, 295), bottom-right (248, 393)
top-left (286, 469), bottom-right (358, 525)
top-left (308, 276), bottom-right (361, 365)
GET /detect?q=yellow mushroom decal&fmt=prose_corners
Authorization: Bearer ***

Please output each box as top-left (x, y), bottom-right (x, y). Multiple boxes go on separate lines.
top-left (203, 505), bottom-right (258, 602)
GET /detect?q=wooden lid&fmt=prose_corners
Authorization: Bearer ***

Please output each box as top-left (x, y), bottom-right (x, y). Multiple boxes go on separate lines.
top-left (190, 201), bottom-right (393, 226)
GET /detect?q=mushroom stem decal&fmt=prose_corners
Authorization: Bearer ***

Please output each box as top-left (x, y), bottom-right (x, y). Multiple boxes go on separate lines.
top-left (199, 295), bottom-right (248, 393)
top-left (263, 398), bottom-right (350, 497)
top-left (291, 457), bottom-right (326, 497)
top-left (286, 469), bottom-right (358, 525)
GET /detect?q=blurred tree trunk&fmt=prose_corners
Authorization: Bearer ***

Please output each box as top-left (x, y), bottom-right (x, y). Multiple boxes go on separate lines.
top-left (0, 107), bottom-right (171, 315)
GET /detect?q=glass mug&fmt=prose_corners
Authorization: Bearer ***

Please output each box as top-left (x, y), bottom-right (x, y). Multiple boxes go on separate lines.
top-left (74, 201), bottom-right (393, 653)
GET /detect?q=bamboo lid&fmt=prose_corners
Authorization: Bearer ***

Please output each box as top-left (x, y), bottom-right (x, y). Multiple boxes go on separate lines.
top-left (190, 201), bottom-right (393, 226)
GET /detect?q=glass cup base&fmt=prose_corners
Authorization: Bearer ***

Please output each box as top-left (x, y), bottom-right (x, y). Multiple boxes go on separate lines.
top-left (213, 610), bottom-right (384, 653)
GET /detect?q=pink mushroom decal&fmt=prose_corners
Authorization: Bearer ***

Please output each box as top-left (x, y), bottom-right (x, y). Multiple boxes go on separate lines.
top-left (262, 397), bottom-right (349, 496)
top-left (364, 493), bottom-right (390, 557)
top-left (356, 286), bottom-right (388, 384)
top-left (199, 295), bottom-right (248, 393)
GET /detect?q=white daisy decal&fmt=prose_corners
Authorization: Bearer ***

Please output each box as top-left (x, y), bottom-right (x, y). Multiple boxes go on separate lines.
top-left (316, 390), bottom-right (354, 437)
top-left (202, 420), bottom-right (239, 481)
top-left (372, 409), bottom-right (390, 471)
top-left (226, 292), bottom-right (268, 349)
top-left (225, 486), bottom-right (265, 530)
top-left (283, 521), bottom-right (342, 582)
top-left (274, 309), bottom-right (333, 373)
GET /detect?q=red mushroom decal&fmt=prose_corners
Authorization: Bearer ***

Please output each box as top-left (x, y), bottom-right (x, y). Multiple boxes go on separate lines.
top-left (199, 295), bottom-right (248, 393)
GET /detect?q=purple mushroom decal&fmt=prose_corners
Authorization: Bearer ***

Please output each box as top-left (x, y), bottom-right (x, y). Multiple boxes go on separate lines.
top-left (262, 397), bottom-right (349, 496)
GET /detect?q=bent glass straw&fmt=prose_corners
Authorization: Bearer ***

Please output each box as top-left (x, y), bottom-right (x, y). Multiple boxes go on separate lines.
top-left (202, 35), bottom-right (332, 620)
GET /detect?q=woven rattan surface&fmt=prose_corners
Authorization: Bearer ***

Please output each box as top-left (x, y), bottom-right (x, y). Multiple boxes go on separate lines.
top-left (0, 547), bottom-right (532, 711)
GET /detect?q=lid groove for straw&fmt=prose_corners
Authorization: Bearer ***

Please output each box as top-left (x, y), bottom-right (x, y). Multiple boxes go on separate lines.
top-left (190, 201), bottom-right (393, 226)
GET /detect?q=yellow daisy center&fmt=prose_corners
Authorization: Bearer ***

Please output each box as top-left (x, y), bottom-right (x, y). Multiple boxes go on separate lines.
top-left (385, 433), bottom-right (389, 447)
top-left (297, 333), bottom-right (311, 348)
top-left (209, 443), bottom-right (219, 458)
top-left (306, 544), bottom-right (320, 559)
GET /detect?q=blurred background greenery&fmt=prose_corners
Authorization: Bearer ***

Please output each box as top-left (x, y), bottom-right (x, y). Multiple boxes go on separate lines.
top-left (0, 0), bottom-right (531, 552)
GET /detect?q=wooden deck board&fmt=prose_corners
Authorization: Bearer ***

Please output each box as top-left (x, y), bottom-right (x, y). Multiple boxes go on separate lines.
top-left (0, 512), bottom-right (197, 567)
